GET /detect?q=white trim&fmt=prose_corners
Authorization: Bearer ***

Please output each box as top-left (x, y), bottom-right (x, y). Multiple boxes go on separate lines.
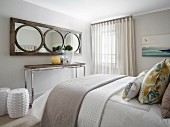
top-left (133, 7), bottom-right (170, 16)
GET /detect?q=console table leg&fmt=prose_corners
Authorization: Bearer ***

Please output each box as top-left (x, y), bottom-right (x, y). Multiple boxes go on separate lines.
top-left (83, 66), bottom-right (86, 76)
top-left (24, 69), bottom-right (27, 89)
top-left (75, 67), bottom-right (77, 78)
top-left (30, 70), bottom-right (34, 106)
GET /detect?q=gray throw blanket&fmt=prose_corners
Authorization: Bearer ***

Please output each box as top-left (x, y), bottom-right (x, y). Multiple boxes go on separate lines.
top-left (41, 74), bottom-right (125, 127)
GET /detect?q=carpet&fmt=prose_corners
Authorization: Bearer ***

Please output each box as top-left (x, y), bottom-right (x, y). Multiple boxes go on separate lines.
top-left (0, 110), bottom-right (40, 127)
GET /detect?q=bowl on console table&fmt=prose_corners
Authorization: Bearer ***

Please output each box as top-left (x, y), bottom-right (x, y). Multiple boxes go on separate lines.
top-left (51, 57), bottom-right (61, 64)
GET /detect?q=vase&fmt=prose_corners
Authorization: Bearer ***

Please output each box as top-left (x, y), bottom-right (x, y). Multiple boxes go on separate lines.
top-left (60, 50), bottom-right (65, 54)
top-left (64, 51), bottom-right (73, 64)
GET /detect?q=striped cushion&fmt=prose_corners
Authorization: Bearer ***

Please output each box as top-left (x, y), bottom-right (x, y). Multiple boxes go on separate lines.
top-left (162, 83), bottom-right (170, 118)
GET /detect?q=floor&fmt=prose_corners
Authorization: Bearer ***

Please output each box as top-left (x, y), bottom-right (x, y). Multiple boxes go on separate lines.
top-left (0, 110), bottom-right (40, 127)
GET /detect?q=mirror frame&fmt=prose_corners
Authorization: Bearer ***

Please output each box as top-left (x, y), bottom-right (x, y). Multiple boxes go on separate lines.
top-left (64, 32), bottom-right (81, 53)
top-left (44, 30), bottom-right (64, 53)
top-left (10, 17), bottom-right (82, 56)
top-left (15, 24), bottom-right (44, 52)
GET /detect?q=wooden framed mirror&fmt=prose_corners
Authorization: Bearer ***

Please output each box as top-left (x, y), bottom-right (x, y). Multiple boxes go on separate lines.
top-left (64, 33), bottom-right (81, 53)
top-left (10, 18), bottom-right (82, 56)
top-left (44, 30), bottom-right (64, 53)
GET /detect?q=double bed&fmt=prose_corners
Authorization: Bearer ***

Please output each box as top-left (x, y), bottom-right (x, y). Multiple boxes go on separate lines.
top-left (31, 74), bottom-right (170, 127)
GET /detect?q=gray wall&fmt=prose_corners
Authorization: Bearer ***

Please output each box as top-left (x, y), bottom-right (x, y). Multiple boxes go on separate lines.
top-left (0, 0), bottom-right (91, 94)
top-left (134, 9), bottom-right (170, 75)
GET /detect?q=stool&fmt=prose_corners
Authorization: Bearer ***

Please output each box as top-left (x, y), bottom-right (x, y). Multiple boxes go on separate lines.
top-left (0, 88), bottom-right (10, 116)
top-left (7, 88), bottom-right (29, 118)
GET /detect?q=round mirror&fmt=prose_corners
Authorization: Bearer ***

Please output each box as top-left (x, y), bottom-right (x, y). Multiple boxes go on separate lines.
top-left (16, 25), bottom-right (42, 52)
top-left (45, 30), bottom-right (64, 52)
top-left (64, 33), bottom-right (80, 52)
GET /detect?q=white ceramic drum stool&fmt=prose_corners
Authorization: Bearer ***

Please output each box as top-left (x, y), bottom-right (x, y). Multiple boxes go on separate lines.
top-left (7, 88), bottom-right (29, 118)
top-left (0, 88), bottom-right (10, 116)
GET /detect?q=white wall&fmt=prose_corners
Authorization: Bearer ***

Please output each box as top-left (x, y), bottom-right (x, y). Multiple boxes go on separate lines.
top-left (0, 0), bottom-right (91, 94)
top-left (134, 9), bottom-right (170, 75)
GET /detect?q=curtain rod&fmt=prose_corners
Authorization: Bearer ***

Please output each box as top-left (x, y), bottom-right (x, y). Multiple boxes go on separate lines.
top-left (91, 15), bottom-right (132, 25)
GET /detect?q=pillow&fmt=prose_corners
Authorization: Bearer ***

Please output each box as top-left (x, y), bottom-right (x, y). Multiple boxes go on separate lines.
top-left (162, 83), bottom-right (170, 118)
top-left (122, 70), bottom-right (148, 102)
top-left (138, 59), bottom-right (170, 104)
top-left (167, 59), bottom-right (170, 69)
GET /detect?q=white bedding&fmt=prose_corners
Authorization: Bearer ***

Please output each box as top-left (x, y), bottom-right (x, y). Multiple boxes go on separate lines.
top-left (101, 94), bottom-right (170, 127)
top-left (30, 76), bottom-right (170, 127)
top-left (31, 90), bottom-right (51, 121)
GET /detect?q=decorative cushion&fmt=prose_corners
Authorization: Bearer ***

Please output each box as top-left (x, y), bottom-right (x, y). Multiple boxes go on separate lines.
top-left (166, 59), bottom-right (170, 70)
top-left (138, 59), bottom-right (170, 104)
top-left (162, 83), bottom-right (170, 118)
top-left (122, 70), bottom-right (148, 102)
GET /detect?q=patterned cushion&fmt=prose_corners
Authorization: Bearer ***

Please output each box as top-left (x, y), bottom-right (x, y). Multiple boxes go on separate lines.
top-left (138, 59), bottom-right (170, 104)
top-left (162, 83), bottom-right (170, 118)
top-left (122, 71), bottom-right (148, 102)
top-left (166, 59), bottom-right (170, 70)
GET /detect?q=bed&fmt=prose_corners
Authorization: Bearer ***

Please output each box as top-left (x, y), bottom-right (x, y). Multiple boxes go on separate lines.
top-left (31, 74), bottom-right (170, 127)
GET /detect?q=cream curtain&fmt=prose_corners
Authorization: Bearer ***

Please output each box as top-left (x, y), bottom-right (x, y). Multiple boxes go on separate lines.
top-left (91, 17), bottom-right (136, 76)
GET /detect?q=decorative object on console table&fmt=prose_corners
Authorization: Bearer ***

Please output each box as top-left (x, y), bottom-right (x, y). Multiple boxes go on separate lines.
top-left (51, 57), bottom-right (61, 64)
top-left (63, 57), bottom-right (69, 64)
top-left (56, 45), bottom-right (65, 54)
top-left (64, 45), bottom-right (73, 64)
top-left (52, 47), bottom-right (57, 52)
top-left (0, 88), bottom-right (10, 116)
top-left (7, 88), bottom-right (29, 118)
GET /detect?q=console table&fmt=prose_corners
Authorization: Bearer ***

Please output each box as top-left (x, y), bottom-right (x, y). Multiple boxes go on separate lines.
top-left (24, 62), bottom-right (85, 105)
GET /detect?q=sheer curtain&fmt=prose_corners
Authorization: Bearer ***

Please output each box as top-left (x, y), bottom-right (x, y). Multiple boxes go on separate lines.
top-left (91, 17), bottom-right (136, 76)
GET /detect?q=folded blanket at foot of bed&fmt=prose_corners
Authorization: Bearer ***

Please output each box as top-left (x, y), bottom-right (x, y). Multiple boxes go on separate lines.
top-left (77, 76), bottom-right (135, 127)
top-left (41, 74), bottom-right (125, 127)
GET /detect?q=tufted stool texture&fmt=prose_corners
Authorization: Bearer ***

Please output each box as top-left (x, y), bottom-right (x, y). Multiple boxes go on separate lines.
top-left (0, 88), bottom-right (10, 116)
top-left (7, 88), bottom-right (29, 118)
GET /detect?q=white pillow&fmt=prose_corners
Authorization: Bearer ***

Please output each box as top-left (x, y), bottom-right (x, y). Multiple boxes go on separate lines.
top-left (122, 71), bottom-right (148, 102)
